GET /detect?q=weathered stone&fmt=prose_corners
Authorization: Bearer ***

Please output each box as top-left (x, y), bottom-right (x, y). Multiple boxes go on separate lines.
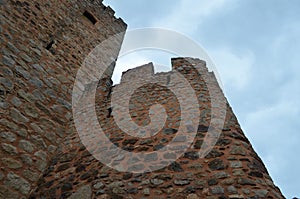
top-left (1, 143), bottom-right (18, 155)
top-left (56, 163), bottom-right (70, 172)
top-left (187, 193), bottom-right (200, 199)
top-left (32, 89), bottom-right (45, 101)
top-left (208, 179), bottom-right (218, 186)
top-left (112, 187), bottom-right (125, 194)
top-left (108, 181), bottom-right (124, 189)
top-left (230, 145), bottom-right (246, 156)
top-left (155, 173), bottom-right (173, 180)
top-left (168, 162), bottom-right (183, 172)
top-left (4, 172), bottom-right (30, 194)
top-left (143, 188), bottom-right (150, 196)
top-left (174, 179), bottom-right (190, 186)
top-left (23, 170), bottom-right (40, 182)
top-left (216, 138), bottom-right (232, 146)
top-left (0, 185), bottom-right (20, 199)
top-left (68, 185), bottom-right (92, 199)
top-left (61, 183), bottom-right (72, 192)
top-left (128, 164), bottom-right (145, 171)
top-left (29, 77), bottom-right (44, 88)
top-left (253, 189), bottom-right (269, 197)
top-left (173, 135), bottom-right (187, 142)
top-left (93, 182), bottom-right (104, 190)
top-left (0, 77), bottom-right (14, 90)
top-left (188, 163), bottom-right (203, 171)
top-left (30, 135), bottom-right (47, 149)
top-left (153, 144), bottom-right (164, 151)
top-left (242, 188), bottom-right (251, 195)
top-left (205, 149), bottom-right (224, 158)
top-left (15, 65), bottom-right (30, 80)
top-left (0, 119), bottom-right (17, 131)
top-left (229, 194), bottom-right (245, 199)
top-left (233, 169), bottom-right (245, 176)
top-left (194, 180), bottom-right (205, 189)
top-left (163, 128), bottom-right (177, 135)
top-left (17, 128), bottom-right (28, 138)
top-left (221, 178), bottom-right (235, 185)
top-left (163, 187), bottom-right (174, 194)
top-left (24, 105), bottom-right (39, 118)
top-left (34, 150), bottom-right (47, 161)
top-left (163, 152), bottom-right (177, 159)
top-left (10, 108), bottom-right (29, 124)
top-left (140, 139), bottom-right (153, 145)
top-left (0, 101), bottom-right (9, 110)
top-left (2, 158), bottom-right (23, 169)
top-left (144, 152), bottom-right (158, 162)
top-left (230, 161), bottom-right (243, 168)
top-left (210, 186), bottom-right (224, 195)
top-left (150, 178), bottom-right (164, 186)
top-left (19, 140), bottom-right (35, 153)
top-left (36, 159), bottom-right (47, 172)
top-left (20, 154), bottom-right (33, 165)
top-left (20, 53), bottom-right (32, 63)
top-left (11, 97), bottom-right (22, 107)
top-left (194, 140), bottom-right (203, 149)
top-left (127, 187), bottom-right (138, 194)
top-left (227, 185), bottom-right (238, 194)
top-left (197, 125), bottom-right (208, 132)
top-left (48, 145), bottom-right (57, 154)
top-left (238, 178), bottom-right (256, 186)
top-left (184, 151), bottom-right (199, 160)
top-left (249, 171), bottom-right (263, 178)
top-left (0, 66), bottom-right (13, 77)
top-left (214, 171), bottom-right (229, 179)
top-left (208, 159), bottom-right (226, 170)
top-left (2, 55), bottom-right (15, 67)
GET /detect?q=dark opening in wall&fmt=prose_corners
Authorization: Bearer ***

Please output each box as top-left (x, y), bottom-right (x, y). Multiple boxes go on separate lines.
top-left (83, 11), bottom-right (97, 24)
top-left (46, 40), bottom-right (55, 50)
top-left (107, 107), bottom-right (112, 118)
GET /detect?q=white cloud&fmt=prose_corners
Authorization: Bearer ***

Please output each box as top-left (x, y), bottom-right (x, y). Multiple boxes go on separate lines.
top-left (152, 0), bottom-right (229, 32)
top-left (243, 100), bottom-right (300, 197)
top-left (208, 48), bottom-right (254, 91)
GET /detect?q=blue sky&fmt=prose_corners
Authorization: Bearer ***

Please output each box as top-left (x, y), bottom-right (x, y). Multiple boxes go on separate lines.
top-left (103, 0), bottom-right (300, 197)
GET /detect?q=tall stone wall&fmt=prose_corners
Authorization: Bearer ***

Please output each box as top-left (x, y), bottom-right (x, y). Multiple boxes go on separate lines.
top-left (0, 0), bottom-right (126, 198)
top-left (31, 58), bottom-right (284, 198)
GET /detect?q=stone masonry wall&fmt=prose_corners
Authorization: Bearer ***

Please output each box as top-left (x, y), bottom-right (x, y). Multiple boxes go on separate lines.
top-left (0, 0), bottom-right (126, 198)
top-left (31, 58), bottom-right (284, 198)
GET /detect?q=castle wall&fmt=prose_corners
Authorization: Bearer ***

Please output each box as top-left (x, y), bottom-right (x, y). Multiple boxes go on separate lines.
top-left (0, 0), bottom-right (126, 198)
top-left (31, 58), bottom-right (284, 198)
top-left (0, 1), bottom-right (284, 198)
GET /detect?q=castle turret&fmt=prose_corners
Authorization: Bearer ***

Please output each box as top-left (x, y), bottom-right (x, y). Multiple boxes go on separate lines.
top-left (0, 1), bottom-right (126, 198)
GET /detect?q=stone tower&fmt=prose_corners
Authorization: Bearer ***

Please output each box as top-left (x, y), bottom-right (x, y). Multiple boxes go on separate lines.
top-left (0, 0), bottom-right (126, 198)
top-left (1, 1), bottom-right (284, 199)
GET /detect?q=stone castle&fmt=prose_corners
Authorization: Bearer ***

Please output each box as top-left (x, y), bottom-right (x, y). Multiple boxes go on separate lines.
top-left (0, 0), bottom-right (284, 198)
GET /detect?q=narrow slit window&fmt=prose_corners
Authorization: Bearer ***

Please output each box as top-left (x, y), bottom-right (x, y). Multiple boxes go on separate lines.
top-left (107, 107), bottom-right (112, 118)
top-left (83, 11), bottom-right (97, 25)
top-left (46, 40), bottom-right (54, 50)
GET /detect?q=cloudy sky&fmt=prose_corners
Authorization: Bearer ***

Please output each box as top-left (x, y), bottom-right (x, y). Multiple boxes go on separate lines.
top-left (103, 0), bottom-right (300, 197)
